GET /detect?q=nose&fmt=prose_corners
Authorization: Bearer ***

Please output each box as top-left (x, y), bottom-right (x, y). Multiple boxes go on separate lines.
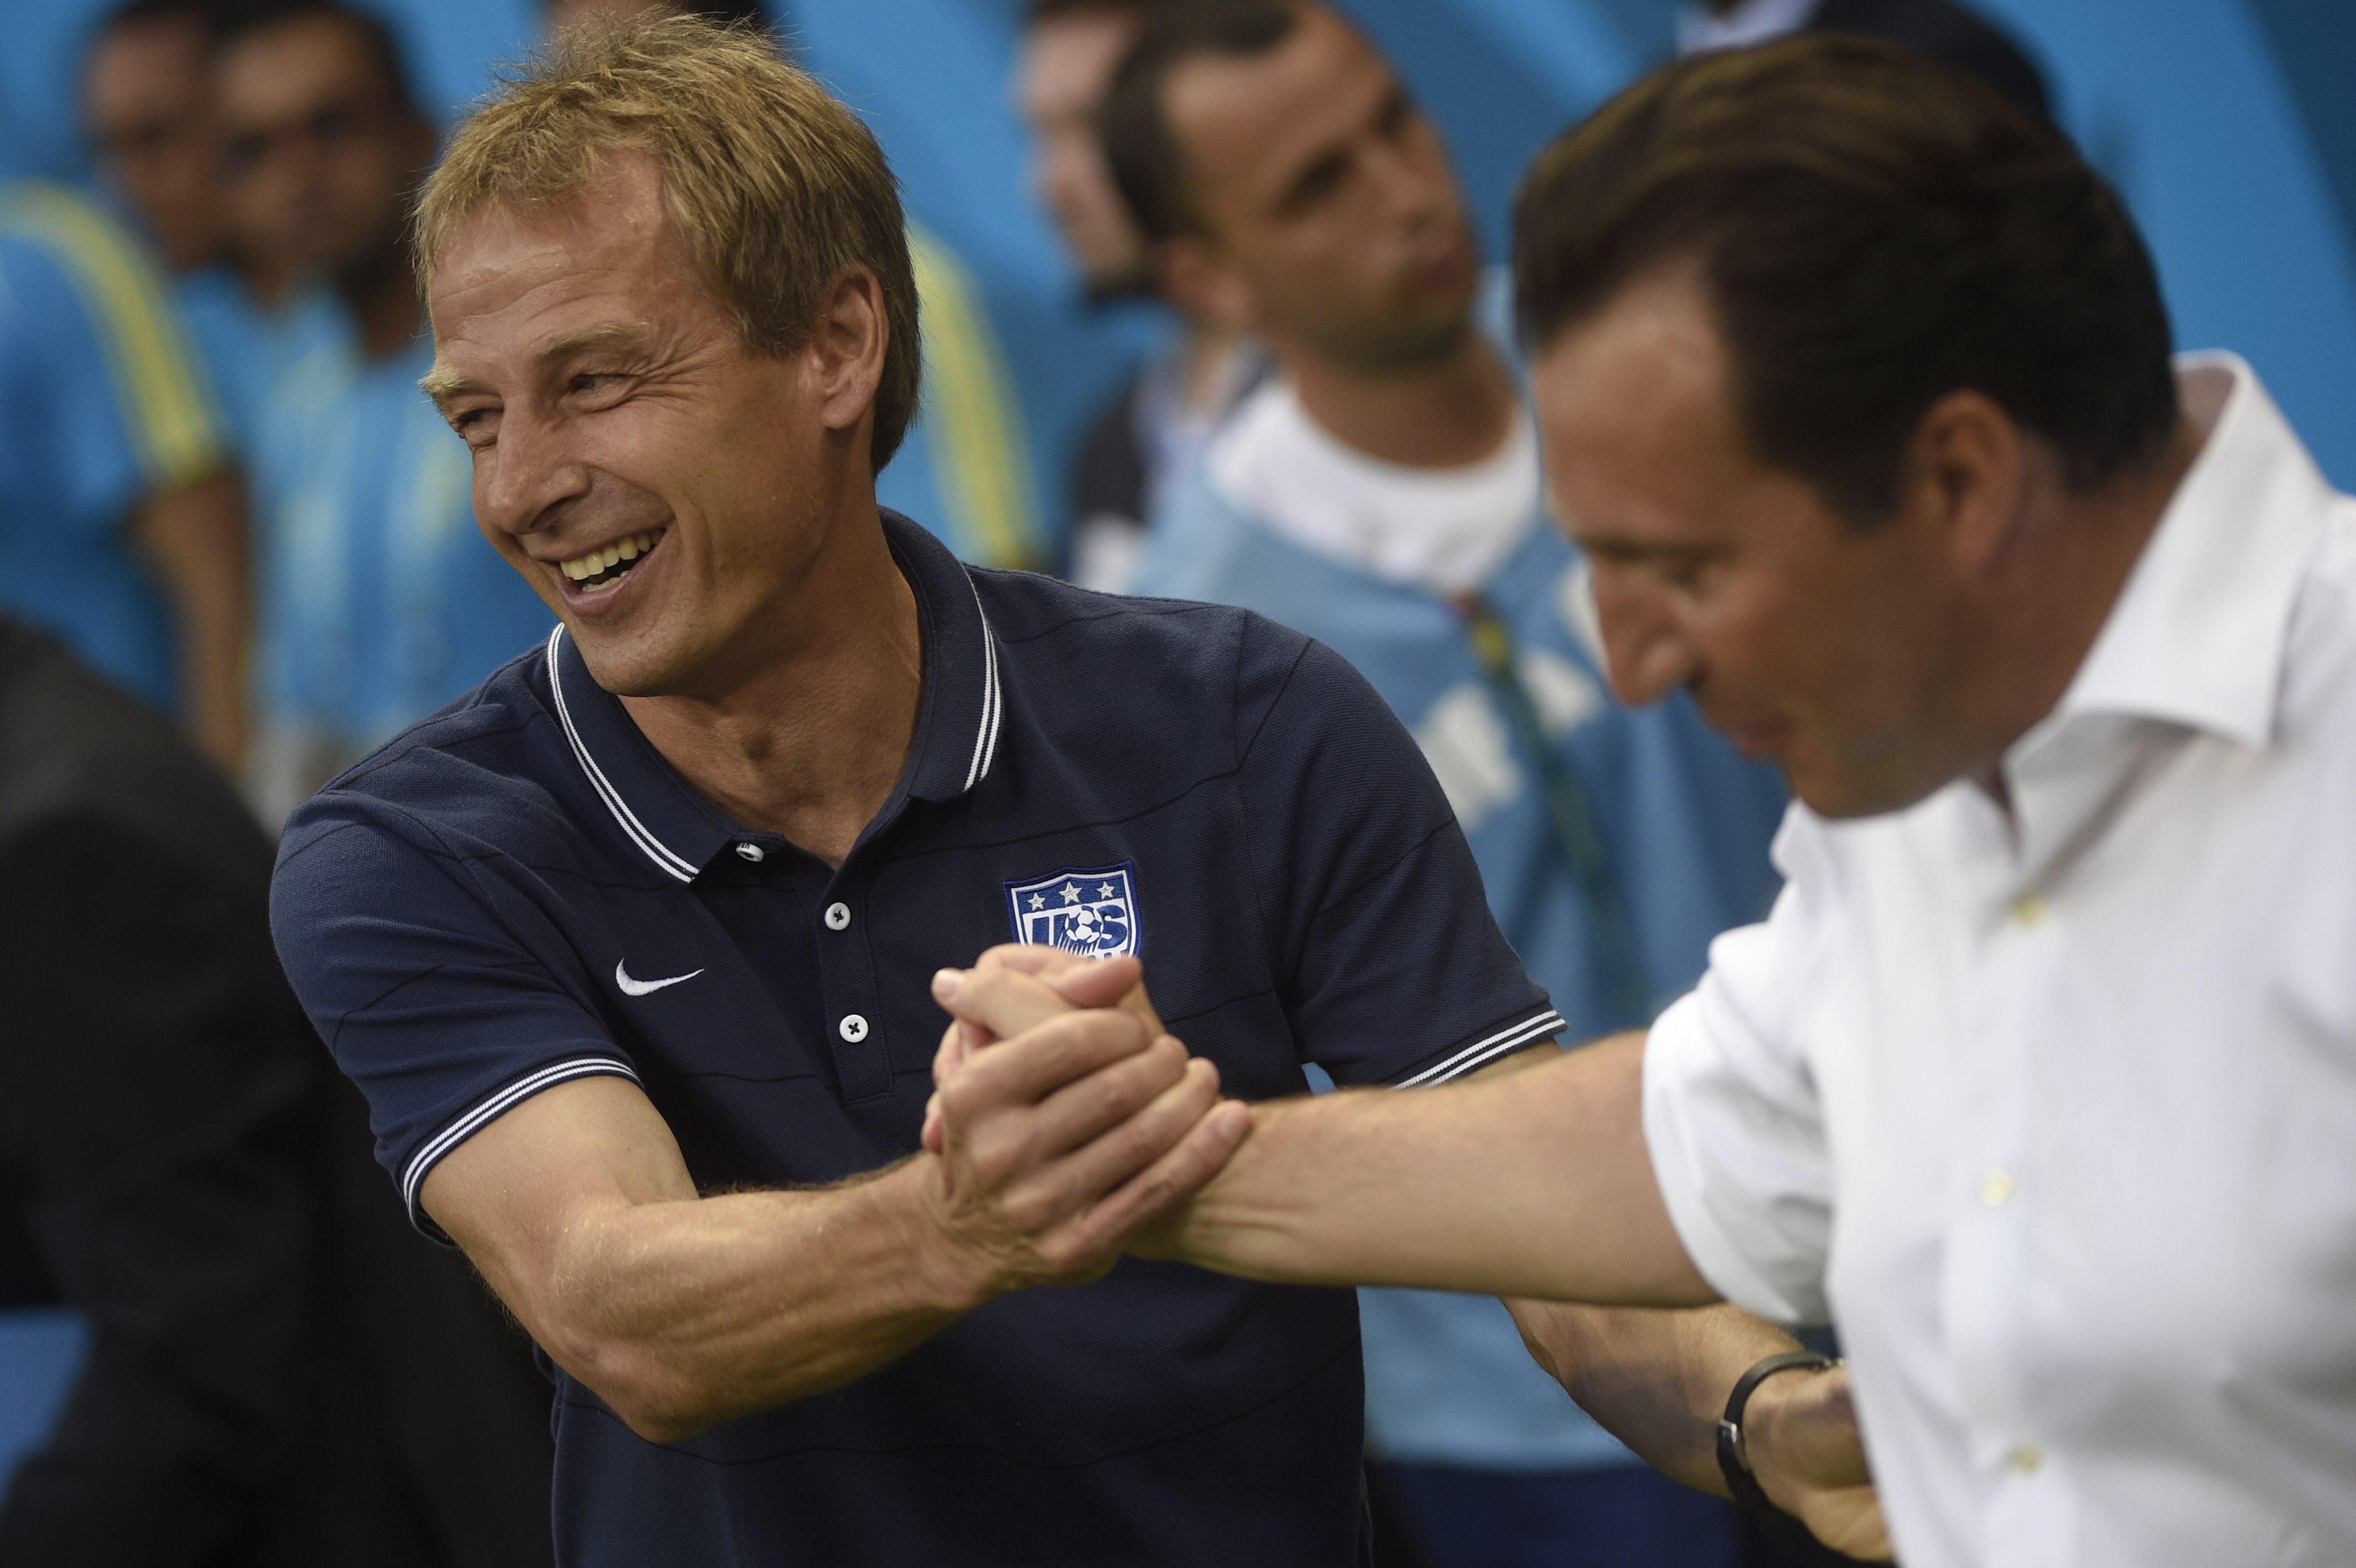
top-left (1593, 569), bottom-right (1699, 707)
top-left (475, 408), bottom-right (589, 544)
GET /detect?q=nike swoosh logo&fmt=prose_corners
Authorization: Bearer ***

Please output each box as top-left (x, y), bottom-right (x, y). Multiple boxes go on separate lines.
top-left (615, 959), bottom-right (704, 997)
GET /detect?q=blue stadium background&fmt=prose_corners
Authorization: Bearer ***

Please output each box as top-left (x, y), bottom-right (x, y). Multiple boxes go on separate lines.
top-left (2, 0), bottom-right (2352, 1488)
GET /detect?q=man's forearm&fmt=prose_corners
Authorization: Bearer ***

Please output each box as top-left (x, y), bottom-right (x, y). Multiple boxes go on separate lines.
top-left (1147, 1034), bottom-right (1714, 1304)
top-left (513, 1157), bottom-right (988, 1443)
top-left (1507, 1301), bottom-right (1796, 1493)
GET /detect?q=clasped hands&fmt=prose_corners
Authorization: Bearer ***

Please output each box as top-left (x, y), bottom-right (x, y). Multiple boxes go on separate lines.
top-left (917, 944), bottom-right (1890, 1562)
top-left (911, 944), bottom-right (1243, 1297)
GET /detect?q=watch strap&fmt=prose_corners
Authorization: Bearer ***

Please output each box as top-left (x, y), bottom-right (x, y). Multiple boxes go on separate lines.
top-left (1716, 1350), bottom-right (1838, 1544)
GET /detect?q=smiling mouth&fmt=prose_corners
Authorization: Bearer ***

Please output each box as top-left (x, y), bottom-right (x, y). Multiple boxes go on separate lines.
top-left (557, 529), bottom-right (664, 594)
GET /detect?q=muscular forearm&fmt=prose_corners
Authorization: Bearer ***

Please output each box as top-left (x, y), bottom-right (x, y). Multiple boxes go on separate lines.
top-left (430, 1021), bottom-right (1235, 1447)
top-left (1148, 1033), bottom-right (1714, 1303)
top-left (494, 1157), bottom-right (987, 1443)
top-left (1507, 1301), bottom-right (1797, 1493)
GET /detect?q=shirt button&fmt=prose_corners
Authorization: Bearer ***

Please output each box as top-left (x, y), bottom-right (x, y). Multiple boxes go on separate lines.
top-left (735, 842), bottom-right (765, 862)
top-left (1979, 1170), bottom-right (2016, 1208)
top-left (2007, 1442), bottom-right (2043, 1475)
top-left (839, 1013), bottom-right (870, 1043)
top-left (2008, 893), bottom-right (2046, 926)
top-left (824, 902), bottom-right (851, 931)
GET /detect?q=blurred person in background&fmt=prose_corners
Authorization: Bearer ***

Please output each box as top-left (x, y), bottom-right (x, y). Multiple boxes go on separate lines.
top-left (1113, 5), bottom-right (1795, 1566)
top-left (0, 614), bottom-right (556, 1566)
top-left (83, 0), bottom-right (352, 459)
top-left (1017, 0), bottom-right (1262, 591)
top-left (0, 177), bottom-right (249, 773)
top-left (1677, 0), bottom-right (2046, 119)
top-left (216, 0), bottom-right (552, 822)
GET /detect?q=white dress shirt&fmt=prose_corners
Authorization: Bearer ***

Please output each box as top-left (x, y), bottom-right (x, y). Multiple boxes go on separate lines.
top-left (1643, 356), bottom-right (2356, 1568)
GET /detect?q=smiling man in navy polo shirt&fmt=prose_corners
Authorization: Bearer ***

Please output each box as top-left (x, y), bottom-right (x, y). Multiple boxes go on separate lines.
top-left (268, 15), bottom-right (1869, 1568)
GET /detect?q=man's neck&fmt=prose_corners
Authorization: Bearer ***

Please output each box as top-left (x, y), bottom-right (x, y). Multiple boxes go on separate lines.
top-left (336, 239), bottom-right (424, 360)
top-left (621, 505), bottom-right (926, 870)
top-left (1278, 326), bottom-right (1518, 469)
top-left (1963, 418), bottom-right (2207, 777)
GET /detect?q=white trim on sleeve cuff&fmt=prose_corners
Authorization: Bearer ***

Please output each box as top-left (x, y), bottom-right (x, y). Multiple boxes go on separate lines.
top-left (1394, 1007), bottom-right (1567, 1088)
top-left (399, 1055), bottom-right (642, 1237)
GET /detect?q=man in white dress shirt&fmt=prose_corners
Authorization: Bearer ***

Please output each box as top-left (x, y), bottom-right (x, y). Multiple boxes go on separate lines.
top-left (930, 32), bottom-right (2356, 1568)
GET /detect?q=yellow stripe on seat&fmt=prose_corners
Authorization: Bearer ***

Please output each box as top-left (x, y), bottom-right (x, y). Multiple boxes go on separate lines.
top-left (908, 227), bottom-right (1045, 571)
top-left (0, 183), bottom-right (225, 491)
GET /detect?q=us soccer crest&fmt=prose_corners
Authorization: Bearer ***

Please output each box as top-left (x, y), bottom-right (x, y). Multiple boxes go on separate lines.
top-left (1004, 862), bottom-right (1142, 958)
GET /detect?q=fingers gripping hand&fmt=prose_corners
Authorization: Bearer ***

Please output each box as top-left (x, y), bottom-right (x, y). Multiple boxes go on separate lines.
top-left (1750, 1364), bottom-right (1893, 1562)
top-left (923, 949), bottom-right (1164, 1151)
top-left (917, 975), bottom-right (1248, 1293)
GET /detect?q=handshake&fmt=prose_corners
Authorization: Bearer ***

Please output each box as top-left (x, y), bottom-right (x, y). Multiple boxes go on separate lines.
top-left (913, 945), bottom-right (1244, 1296)
top-left (914, 943), bottom-right (1892, 1564)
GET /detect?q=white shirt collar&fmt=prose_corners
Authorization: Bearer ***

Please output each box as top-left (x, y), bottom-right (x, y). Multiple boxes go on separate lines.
top-left (2033, 353), bottom-right (2330, 753)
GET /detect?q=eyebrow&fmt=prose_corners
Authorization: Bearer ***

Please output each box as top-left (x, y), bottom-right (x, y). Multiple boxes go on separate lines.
top-left (418, 320), bottom-right (655, 406)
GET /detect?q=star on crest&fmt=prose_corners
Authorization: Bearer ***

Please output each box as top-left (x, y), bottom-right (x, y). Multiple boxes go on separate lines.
top-left (1027, 892), bottom-right (1046, 910)
top-left (1098, 882), bottom-right (1117, 900)
top-left (1061, 882), bottom-right (1082, 904)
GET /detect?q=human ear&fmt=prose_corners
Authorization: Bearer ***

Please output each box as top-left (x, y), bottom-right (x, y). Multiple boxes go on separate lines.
top-left (810, 265), bottom-right (888, 438)
top-left (1900, 389), bottom-right (2030, 579)
top-left (1154, 236), bottom-right (1259, 336)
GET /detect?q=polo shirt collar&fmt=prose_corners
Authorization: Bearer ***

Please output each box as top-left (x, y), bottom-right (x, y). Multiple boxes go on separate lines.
top-left (544, 510), bottom-right (1004, 883)
top-left (2037, 353), bottom-right (2329, 752)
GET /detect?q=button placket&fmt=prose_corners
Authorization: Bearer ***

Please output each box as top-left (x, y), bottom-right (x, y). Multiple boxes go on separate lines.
top-left (813, 866), bottom-right (892, 1104)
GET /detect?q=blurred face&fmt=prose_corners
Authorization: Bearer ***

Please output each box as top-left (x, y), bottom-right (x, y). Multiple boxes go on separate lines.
top-left (217, 14), bottom-right (434, 280)
top-left (425, 156), bottom-right (851, 699)
top-left (1016, 7), bottom-right (1146, 292)
top-left (1164, 5), bottom-right (1478, 370)
top-left (84, 16), bottom-right (226, 272)
top-left (1533, 271), bottom-right (1967, 818)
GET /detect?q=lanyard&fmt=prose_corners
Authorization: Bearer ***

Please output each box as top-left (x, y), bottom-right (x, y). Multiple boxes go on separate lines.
top-left (1463, 596), bottom-right (1650, 1029)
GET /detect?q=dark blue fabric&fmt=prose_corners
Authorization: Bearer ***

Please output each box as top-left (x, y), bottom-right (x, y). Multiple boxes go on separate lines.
top-left (271, 511), bottom-right (1556, 1568)
top-left (1377, 1460), bottom-right (1742, 1568)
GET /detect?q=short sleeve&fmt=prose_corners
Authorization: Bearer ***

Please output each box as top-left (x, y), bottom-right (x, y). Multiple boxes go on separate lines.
top-left (1642, 873), bottom-right (1834, 1324)
top-left (270, 800), bottom-right (638, 1239)
top-left (1235, 628), bottom-right (1560, 1088)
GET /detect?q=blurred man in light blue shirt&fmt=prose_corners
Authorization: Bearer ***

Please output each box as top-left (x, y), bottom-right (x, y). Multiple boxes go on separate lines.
top-left (1114, 5), bottom-right (1786, 1562)
top-left (216, 1), bottom-right (552, 819)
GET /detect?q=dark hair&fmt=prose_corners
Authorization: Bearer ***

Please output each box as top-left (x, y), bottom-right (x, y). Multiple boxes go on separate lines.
top-left (1513, 34), bottom-right (2177, 525)
top-left (211, 0), bottom-right (421, 117)
top-left (1099, 0), bottom-right (1298, 244)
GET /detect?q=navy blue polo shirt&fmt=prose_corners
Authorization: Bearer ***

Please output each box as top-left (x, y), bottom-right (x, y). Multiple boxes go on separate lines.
top-left (271, 511), bottom-right (1561, 1568)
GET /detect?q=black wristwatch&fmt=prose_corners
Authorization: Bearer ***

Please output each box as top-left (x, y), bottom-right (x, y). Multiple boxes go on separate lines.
top-left (1716, 1350), bottom-right (1838, 1543)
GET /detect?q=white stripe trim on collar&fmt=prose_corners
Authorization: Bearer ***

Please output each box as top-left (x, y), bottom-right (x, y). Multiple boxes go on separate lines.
top-left (546, 626), bottom-right (698, 883)
top-left (962, 570), bottom-right (1003, 792)
top-left (1394, 1007), bottom-right (1567, 1088)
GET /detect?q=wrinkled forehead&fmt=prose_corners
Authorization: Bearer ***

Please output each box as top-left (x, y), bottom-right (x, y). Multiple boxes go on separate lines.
top-left (427, 159), bottom-right (709, 359)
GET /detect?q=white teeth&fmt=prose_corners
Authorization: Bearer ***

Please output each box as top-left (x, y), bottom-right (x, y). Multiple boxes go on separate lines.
top-left (557, 530), bottom-right (661, 585)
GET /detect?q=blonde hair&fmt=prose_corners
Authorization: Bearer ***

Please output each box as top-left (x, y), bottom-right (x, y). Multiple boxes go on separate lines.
top-left (416, 13), bottom-right (920, 471)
